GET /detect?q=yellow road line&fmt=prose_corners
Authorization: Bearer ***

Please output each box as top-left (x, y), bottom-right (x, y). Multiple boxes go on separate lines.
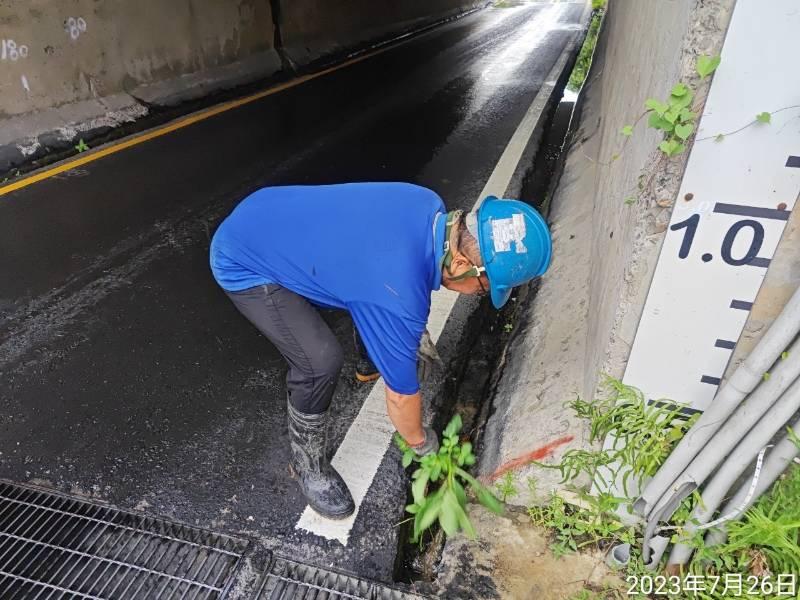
top-left (0, 50), bottom-right (384, 198)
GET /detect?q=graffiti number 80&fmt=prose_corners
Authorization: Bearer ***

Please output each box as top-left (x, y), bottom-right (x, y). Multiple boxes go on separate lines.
top-left (66, 17), bottom-right (88, 40)
top-left (1, 39), bottom-right (29, 61)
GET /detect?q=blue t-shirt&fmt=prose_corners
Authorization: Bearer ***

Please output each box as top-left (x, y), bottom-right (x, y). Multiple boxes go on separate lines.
top-left (210, 182), bottom-right (447, 395)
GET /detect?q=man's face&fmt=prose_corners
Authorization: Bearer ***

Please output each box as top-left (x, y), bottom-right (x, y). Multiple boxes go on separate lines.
top-left (441, 258), bottom-right (490, 296)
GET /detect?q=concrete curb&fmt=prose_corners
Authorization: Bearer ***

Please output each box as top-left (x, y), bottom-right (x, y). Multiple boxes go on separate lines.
top-left (0, 48), bottom-right (286, 179)
top-left (130, 51), bottom-right (283, 108)
top-left (0, 94), bottom-right (147, 179)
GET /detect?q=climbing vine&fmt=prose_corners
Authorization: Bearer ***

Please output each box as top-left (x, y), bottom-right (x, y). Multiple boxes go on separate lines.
top-left (620, 54), bottom-right (720, 159)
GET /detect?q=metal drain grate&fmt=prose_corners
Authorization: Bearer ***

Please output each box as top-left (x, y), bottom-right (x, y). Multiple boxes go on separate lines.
top-left (255, 557), bottom-right (426, 600)
top-left (0, 481), bottom-right (249, 599)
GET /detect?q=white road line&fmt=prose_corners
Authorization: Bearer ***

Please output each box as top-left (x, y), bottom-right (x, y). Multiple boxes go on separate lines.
top-left (295, 3), bottom-right (590, 545)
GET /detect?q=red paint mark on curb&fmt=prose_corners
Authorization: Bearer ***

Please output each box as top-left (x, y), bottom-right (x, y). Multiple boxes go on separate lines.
top-left (486, 435), bottom-right (574, 482)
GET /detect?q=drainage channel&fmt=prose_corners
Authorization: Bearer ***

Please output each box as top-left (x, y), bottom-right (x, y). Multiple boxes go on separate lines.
top-left (0, 481), bottom-right (426, 599)
top-left (393, 82), bottom-right (583, 586)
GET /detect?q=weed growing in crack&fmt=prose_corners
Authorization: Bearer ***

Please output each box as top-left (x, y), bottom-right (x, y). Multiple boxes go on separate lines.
top-left (494, 471), bottom-right (519, 503)
top-left (527, 378), bottom-right (800, 598)
top-left (535, 376), bottom-right (698, 497)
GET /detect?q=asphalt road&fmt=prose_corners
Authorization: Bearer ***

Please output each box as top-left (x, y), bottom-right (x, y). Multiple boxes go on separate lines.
top-left (0, 1), bottom-right (587, 586)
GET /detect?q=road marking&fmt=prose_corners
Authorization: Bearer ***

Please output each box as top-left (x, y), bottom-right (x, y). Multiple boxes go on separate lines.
top-left (295, 3), bottom-right (591, 545)
top-left (0, 48), bottom-right (409, 198)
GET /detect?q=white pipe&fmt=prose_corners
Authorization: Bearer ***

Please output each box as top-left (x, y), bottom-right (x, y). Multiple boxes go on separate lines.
top-left (644, 535), bottom-right (669, 571)
top-left (606, 543), bottom-right (631, 569)
top-left (633, 285), bottom-right (800, 520)
top-left (639, 334), bottom-right (800, 560)
top-left (703, 412), bottom-right (800, 550)
top-left (667, 375), bottom-right (800, 566)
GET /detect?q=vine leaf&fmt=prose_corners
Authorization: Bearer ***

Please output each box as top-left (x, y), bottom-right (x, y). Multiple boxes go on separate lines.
top-left (670, 83), bottom-right (689, 97)
top-left (715, 134), bottom-right (725, 142)
top-left (659, 140), bottom-right (686, 157)
top-left (674, 123), bottom-right (694, 140)
top-left (696, 55), bottom-right (721, 79)
top-left (648, 112), bottom-right (674, 133)
top-left (645, 98), bottom-right (669, 115)
top-left (756, 111), bottom-right (771, 124)
top-left (621, 125), bottom-right (633, 137)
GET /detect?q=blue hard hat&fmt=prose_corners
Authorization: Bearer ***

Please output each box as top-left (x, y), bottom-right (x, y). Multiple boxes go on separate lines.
top-left (469, 196), bottom-right (552, 309)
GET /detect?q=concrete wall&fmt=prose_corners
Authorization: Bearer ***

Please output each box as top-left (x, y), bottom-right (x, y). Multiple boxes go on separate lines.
top-left (0, 0), bottom-right (277, 118)
top-left (278, 0), bottom-right (484, 66)
top-left (479, 0), bottom-right (741, 505)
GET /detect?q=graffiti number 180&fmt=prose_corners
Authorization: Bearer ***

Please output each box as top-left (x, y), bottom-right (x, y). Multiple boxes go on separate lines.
top-left (1, 39), bottom-right (29, 61)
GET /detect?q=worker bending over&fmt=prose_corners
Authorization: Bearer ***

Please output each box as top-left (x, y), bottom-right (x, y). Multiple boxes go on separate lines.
top-left (210, 182), bottom-right (551, 519)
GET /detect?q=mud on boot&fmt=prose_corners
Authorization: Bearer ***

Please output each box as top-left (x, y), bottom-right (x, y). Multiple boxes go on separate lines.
top-left (286, 401), bottom-right (355, 519)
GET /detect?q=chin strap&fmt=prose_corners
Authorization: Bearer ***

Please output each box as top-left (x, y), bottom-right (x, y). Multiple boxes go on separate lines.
top-left (441, 209), bottom-right (486, 282)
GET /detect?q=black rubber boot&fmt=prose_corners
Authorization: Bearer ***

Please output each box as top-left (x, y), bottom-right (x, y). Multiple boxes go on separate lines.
top-left (286, 401), bottom-right (355, 519)
top-left (353, 326), bottom-right (380, 382)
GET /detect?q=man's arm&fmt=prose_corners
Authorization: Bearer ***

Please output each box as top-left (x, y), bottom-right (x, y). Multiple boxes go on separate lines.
top-left (385, 387), bottom-right (424, 446)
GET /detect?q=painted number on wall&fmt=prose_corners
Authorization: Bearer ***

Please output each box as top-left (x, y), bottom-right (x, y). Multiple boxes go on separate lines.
top-left (1, 39), bottom-right (29, 61)
top-left (65, 17), bottom-right (88, 40)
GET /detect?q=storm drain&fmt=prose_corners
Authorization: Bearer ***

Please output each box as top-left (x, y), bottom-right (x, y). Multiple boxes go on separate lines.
top-left (0, 481), bottom-right (249, 599)
top-left (256, 557), bottom-right (425, 600)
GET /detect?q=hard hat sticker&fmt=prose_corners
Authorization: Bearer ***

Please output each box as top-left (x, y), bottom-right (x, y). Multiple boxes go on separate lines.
top-left (491, 214), bottom-right (528, 254)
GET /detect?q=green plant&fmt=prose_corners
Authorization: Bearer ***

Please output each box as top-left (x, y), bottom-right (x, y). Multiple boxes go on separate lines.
top-left (396, 414), bottom-right (503, 542)
top-left (698, 466), bottom-right (800, 576)
top-left (74, 138), bottom-right (89, 153)
top-left (696, 55), bottom-right (721, 79)
top-left (495, 471), bottom-right (518, 502)
top-left (536, 377), bottom-right (698, 496)
top-left (567, 9), bottom-right (604, 92)
top-left (527, 378), bottom-right (800, 598)
top-left (618, 55), bottom-right (721, 162)
top-left (528, 490), bottom-right (634, 558)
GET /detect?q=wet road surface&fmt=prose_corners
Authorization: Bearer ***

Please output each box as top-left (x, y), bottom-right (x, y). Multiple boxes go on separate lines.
top-left (0, 1), bottom-right (587, 586)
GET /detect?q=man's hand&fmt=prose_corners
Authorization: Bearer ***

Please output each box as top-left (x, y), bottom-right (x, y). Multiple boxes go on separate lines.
top-left (417, 329), bottom-right (443, 382)
top-left (409, 426), bottom-right (439, 456)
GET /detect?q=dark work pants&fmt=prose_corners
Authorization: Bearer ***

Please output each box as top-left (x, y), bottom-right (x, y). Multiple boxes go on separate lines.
top-left (226, 284), bottom-right (344, 414)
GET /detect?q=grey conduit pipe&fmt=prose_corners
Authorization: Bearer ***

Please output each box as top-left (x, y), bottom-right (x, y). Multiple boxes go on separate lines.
top-left (639, 334), bottom-right (800, 561)
top-left (667, 375), bottom-right (800, 566)
top-left (634, 285), bottom-right (800, 520)
top-left (703, 412), bottom-right (800, 550)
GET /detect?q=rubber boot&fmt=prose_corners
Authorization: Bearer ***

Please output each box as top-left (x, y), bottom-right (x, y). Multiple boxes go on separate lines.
top-left (353, 326), bottom-right (380, 383)
top-left (286, 401), bottom-right (355, 519)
